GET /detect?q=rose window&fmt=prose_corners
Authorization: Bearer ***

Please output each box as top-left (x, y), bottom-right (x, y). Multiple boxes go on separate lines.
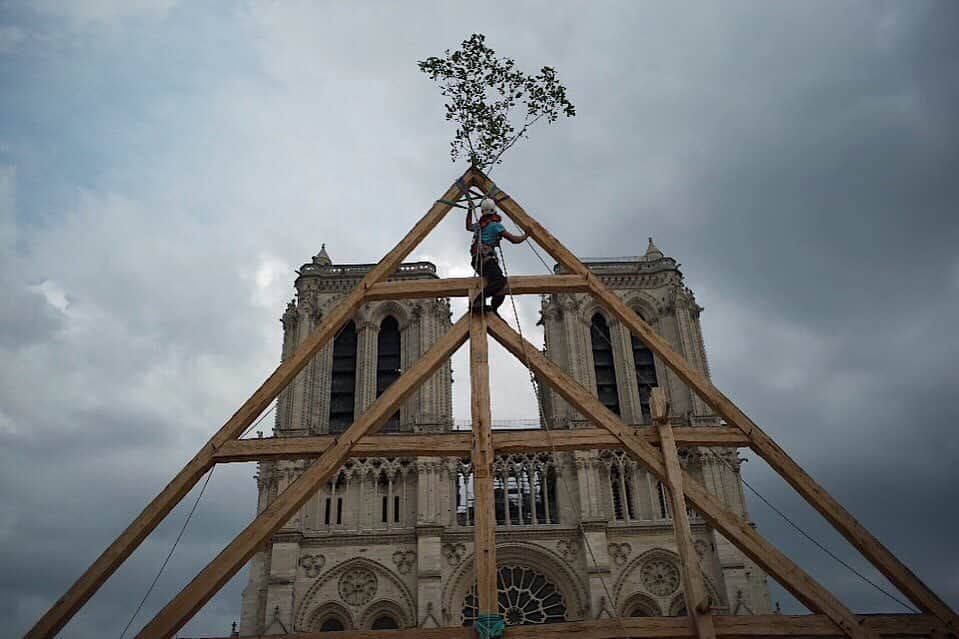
top-left (338, 567), bottom-right (377, 606)
top-left (462, 565), bottom-right (567, 626)
top-left (640, 558), bottom-right (680, 596)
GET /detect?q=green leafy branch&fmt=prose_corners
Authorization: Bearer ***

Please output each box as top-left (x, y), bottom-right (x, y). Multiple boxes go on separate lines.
top-left (418, 33), bottom-right (576, 170)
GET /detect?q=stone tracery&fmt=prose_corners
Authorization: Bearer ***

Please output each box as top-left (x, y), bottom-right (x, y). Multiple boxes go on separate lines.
top-left (243, 251), bottom-right (769, 635)
top-left (461, 565), bottom-right (567, 626)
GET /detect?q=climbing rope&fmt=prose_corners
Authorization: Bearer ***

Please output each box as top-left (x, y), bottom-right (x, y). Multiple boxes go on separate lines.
top-left (497, 242), bottom-right (630, 634)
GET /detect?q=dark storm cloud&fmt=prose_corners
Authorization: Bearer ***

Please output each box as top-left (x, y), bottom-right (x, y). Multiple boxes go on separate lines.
top-left (1, 1), bottom-right (956, 637)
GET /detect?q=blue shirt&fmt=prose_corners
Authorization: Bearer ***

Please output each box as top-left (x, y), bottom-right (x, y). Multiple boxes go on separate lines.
top-left (471, 221), bottom-right (505, 246)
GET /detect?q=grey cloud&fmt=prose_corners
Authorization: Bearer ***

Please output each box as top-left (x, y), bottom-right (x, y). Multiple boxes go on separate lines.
top-left (1, 2), bottom-right (957, 637)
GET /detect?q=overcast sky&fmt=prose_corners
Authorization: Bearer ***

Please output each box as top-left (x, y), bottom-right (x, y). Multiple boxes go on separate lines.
top-left (1, 1), bottom-right (957, 637)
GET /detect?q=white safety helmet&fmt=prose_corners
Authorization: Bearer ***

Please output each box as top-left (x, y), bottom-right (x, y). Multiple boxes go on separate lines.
top-left (480, 197), bottom-right (496, 213)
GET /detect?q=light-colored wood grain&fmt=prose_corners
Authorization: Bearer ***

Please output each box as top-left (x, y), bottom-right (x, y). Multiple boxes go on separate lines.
top-left (365, 274), bottom-right (587, 300)
top-left (193, 613), bottom-right (949, 639)
top-left (470, 311), bottom-right (498, 614)
top-left (471, 166), bottom-right (957, 635)
top-left (133, 315), bottom-right (470, 639)
top-left (210, 427), bottom-right (751, 462)
top-left (652, 387), bottom-right (716, 639)
top-left (486, 314), bottom-right (875, 639)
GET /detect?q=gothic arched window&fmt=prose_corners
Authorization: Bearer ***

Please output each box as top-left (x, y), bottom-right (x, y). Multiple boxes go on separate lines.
top-left (371, 614), bottom-right (399, 629)
top-left (377, 316), bottom-right (402, 432)
top-left (318, 616), bottom-right (345, 631)
top-left (590, 313), bottom-right (620, 415)
top-left (630, 310), bottom-right (658, 424)
top-left (657, 480), bottom-right (671, 519)
top-left (329, 321), bottom-right (357, 434)
top-left (462, 565), bottom-right (567, 626)
top-left (610, 463), bottom-right (634, 521)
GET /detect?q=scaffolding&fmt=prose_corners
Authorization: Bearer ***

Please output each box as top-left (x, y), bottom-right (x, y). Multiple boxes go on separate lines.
top-left (24, 167), bottom-right (958, 639)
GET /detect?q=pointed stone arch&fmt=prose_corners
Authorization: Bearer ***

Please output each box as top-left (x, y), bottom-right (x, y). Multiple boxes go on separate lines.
top-left (359, 598), bottom-right (412, 629)
top-left (621, 291), bottom-right (661, 324)
top-left (294, 557), bottom-right (415, 632)
top-left (613, 547), bottom-right (723, 615)
top-left (306, 602), bottom-right (355, 632)
top-left (367, 299), bottom-right (414, 332)
top-left (619, 591), bottom-right (663, 617)
top-left (441, 541), bottom-right (589, 626)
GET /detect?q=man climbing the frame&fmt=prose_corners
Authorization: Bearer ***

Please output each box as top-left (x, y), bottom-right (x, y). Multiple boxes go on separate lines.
top-left (467, 196), bottom-right (528, 315)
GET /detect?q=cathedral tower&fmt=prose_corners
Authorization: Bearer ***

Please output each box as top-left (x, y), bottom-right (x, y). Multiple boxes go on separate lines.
top-left (239, 243), bottom-right (771, 635)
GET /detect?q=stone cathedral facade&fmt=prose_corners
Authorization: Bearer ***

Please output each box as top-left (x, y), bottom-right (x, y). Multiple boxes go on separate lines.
top-left (239, 241), bottom-right (772, 635)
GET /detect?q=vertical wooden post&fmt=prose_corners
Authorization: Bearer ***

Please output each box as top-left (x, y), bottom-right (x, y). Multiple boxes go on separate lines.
top-left (652, 388), bottom-right (716, 639)
top-left (470, 311), bottom-right (498, 616)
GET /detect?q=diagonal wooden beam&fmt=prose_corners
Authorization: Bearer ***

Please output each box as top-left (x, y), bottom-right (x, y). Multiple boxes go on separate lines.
top-left (486, 314), bottom-right (876, 639)
top-left (209, 426), bottom-right (751, 462)
top-left (652, 388), bottom-right (716, 639)
top-left (134, 314), bottom-right (471, 639)
top-left (471, 167), bottom-right (958, 634)
top-left (469, 311), bottom-right (498, 616)
top-left (23, 170), bottom-right (475, 639)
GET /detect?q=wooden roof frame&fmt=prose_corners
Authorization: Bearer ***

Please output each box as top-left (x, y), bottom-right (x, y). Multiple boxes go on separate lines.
top-left (24, 167), bottom-right (958, 639)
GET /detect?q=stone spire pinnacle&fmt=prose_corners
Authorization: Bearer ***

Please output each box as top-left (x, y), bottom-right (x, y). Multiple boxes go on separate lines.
top-left (313, 244), bottom-right (331, 266)
top-left (644, 236), bottom-right (664, 259)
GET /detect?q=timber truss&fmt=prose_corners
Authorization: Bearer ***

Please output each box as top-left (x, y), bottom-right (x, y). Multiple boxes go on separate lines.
top-left (25, 167), bottom-right (958, 639)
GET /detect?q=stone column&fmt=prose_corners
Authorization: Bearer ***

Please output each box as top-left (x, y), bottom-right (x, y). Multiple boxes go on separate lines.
top-left (562, 294), bottom-right (592, 424)
top-left (313, 340), bottom-right (334, 434)
top-left (540, 297), bottom-right (571, 426)
top-left (674, 295), bottom-right (710, 418)
top-left (355, 319), bottom-right (378, 414)
top-left (609, 318), bottom-right (642, 425)
top-left (572, 451), bottom-right (607, 519)
top-left (416, 525), bottom-right (444, 627)
top-left (581, 521), bottom-right (611, 619)
top-left (400, 312), bottom-right (419, 429)
top-left (287, 295), bottom-right (320, 436)
top-left (263, 541), bottom-right (299, 633)
top-left (274, 301), bottom-right (299, 434)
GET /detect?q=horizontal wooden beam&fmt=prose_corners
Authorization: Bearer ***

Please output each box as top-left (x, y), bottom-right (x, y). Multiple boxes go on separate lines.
top-left (211, 427), bottom-right (751, 463)
top-left (364, 274), bottom-right (587, 301)
top-left (195, 614), bottom-right (949, 639)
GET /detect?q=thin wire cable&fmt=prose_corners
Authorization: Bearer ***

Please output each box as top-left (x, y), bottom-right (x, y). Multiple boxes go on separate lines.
top-left (580, 300), bottom-right (921, 614)
top-left (497, 243), bottom-right (630, 631)
top-left (118, 466), bottom-right (216, 639)
top-left (240, 401), bottom-right (277, 440)
top-left (511, 221), bottom-right (928, 618)
top-left (702, 447), bottom-right (920, 614)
